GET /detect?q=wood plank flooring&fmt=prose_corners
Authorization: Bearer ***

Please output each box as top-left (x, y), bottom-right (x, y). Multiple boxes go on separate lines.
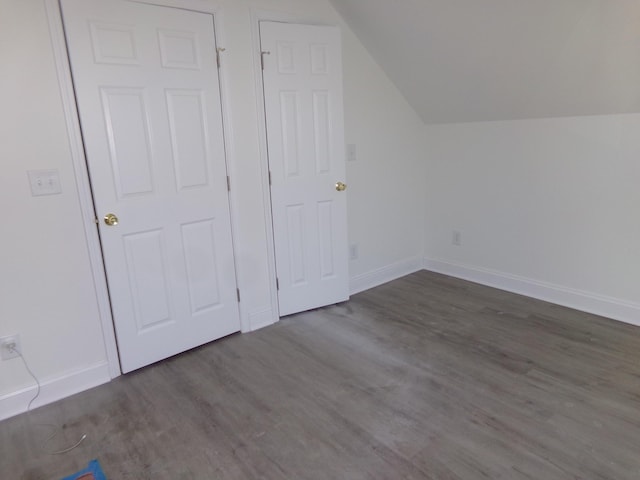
top-left (2, 270), bottom-right (640, 479)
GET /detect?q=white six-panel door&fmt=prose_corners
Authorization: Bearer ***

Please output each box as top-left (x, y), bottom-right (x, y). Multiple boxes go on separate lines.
top-left (260, 22), bottom-right (349, 316)
top-left (61, 0), bottom-right (240, 372)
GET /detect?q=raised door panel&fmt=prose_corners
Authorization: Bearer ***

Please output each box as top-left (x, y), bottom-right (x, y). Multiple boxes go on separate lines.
top-left (123, 229), bottom-right (173, 331)
top-left (166, 89), bottom-right (210, 190)
top-left (101, 88), bottom-right (155, 197)
top-left (181, 219), bottom-right (222, 315)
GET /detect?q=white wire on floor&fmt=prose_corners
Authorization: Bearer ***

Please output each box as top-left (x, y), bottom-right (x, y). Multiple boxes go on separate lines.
top-left (12, 344), bottom-right (87, 455)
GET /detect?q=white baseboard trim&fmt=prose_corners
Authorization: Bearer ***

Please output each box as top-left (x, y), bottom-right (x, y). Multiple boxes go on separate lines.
top-left (423, 258), bottom-right (640, 327)
top-left (350, 257), bottom-right (424, 295)
top-left (246, 306), bottom-right (277, 332)
top-left (0, 361), bottom-right (111, 421)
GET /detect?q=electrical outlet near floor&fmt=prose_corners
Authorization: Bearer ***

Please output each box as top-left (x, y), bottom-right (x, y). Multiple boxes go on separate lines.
top-left (349, 243), bottom-right (359, 260)
top-left (452, 230), bottom-right (462, 246)
top-left (346, 144), bottom-right (357, 162)
top-left (0, 334), bottom-right (21, 360)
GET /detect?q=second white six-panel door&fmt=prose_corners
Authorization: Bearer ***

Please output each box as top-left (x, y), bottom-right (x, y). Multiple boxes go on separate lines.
top-left (260, 22), bottom-right (349, 316)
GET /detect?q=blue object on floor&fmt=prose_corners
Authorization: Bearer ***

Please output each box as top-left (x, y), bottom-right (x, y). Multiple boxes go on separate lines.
top-left (61, 459), bottom-right (106, 480)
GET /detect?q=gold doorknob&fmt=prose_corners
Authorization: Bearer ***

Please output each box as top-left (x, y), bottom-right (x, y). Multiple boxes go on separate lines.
top-left (335, 181), bottom-right (347, 192)
top-left (103, 213), bottom-right (119, 226)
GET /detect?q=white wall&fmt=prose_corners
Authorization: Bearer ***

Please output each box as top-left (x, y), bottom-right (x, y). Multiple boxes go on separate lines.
top-left (0, 0), bottom-right (110, 416)
top-left (0, 0), bottom-right (425, 419)
top-left (340, 18), bottom-right (425, 292)
top-left (423, 114), bottom-right (640, 324)
top-left (330, 0), bottom-right (640, 124)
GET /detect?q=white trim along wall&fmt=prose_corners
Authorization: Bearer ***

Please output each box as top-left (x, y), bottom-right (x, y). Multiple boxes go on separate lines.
top-left (423, 258), bottom-right (640, 328)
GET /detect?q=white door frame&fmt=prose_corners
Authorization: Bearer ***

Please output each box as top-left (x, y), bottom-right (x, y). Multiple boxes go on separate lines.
top-left (249, 9), bottom-right (340, 319)
top-left (44, 0), bottom-right (246, 378)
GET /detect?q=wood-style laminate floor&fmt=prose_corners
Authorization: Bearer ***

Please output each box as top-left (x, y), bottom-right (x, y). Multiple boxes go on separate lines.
top-left (2, 271), bottom-right (640, 479)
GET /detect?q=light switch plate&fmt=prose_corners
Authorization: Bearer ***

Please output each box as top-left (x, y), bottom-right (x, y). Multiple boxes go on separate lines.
top-left (28, 169), bottom-right (62, 196)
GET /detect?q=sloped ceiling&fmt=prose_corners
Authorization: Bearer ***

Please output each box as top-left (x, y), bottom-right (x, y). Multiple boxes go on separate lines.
top-left (329, 0), bottom-right (640, 124)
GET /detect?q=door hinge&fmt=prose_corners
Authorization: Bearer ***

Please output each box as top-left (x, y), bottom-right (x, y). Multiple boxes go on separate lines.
top-left (260, 50), bottom-right (270, 70)
top-left (268, 170), bottom-right (272, 186)
top-left (236, 288), bottom-right (240, 302)
top-left (226, 175), bottom-right (231, 191)
top-left (276, 277), bottom-right (279, 290)
top-left (216, 47), bottom-right (226, 69)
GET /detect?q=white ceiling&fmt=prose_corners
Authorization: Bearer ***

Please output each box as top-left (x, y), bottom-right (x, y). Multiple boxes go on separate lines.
top-left (329, 0), bottom-right (640, 124)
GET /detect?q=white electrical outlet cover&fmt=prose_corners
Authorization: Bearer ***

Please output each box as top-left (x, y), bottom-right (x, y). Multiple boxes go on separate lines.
top-left (0, 334), bottom-right (21, 360)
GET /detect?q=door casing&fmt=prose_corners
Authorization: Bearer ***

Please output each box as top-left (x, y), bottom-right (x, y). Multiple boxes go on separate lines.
top-left (259, 21), bottom-right (349, 316)
top-left (249, 9), bottom-right (343, 318)
top-left (45, 0), bottom-right (246, 378)
top-left (61, 0), bottom-right (243, 373)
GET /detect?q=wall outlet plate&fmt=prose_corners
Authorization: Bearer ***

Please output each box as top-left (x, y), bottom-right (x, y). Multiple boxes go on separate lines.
top-left (0, 334), bottom-right (21, 360)
top-left (347, 144), bottom-right (357, 162)
top-left (349, 243), bottom-right (359, 260)
top-left (452, 230), bottom-right (462, 246)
